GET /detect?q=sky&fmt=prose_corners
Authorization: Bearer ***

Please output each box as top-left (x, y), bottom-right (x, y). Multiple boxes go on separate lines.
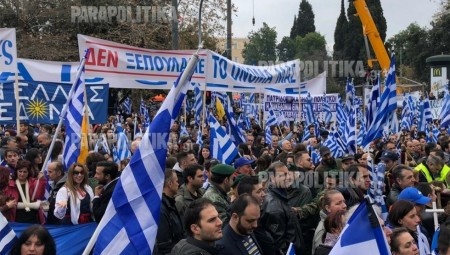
top-left (231, 0), bottom-right (442, 52)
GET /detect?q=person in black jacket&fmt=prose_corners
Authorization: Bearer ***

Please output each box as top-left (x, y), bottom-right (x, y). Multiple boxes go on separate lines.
top-left (260, 161), bottom-right (303, 254)
top-left (92, 161), bottom-right (119, 223)
top-left (46, 161), bottom-right (67, 225)
top-left (217, 194), bottom-right (262, 254)
top-left (155, 169), bottom-right (185, 254)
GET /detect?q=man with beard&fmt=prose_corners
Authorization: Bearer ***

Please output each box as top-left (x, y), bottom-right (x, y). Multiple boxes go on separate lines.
top-left (175, 164), bottom-right (205, 218)
top-left (93, 161), bottom-right (119, 223)
top-left (171, 198), bottom-right (224, 254)
top-left (217, 194), bottom-right (262, 254)
top-left (315, 146), bottom-right (342, 186)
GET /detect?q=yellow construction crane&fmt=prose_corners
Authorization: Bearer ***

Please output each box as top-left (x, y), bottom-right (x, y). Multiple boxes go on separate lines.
top-left (353, 0), bottom-right (390, 75)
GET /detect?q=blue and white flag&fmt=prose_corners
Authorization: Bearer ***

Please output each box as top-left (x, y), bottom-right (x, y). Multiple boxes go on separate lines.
top-left (265, 125), bottom-right (272, 146)
top-left (63, 51), bottom-right (88, 171)
top-left (329, 201), bottom-right (390, 255)
top-left (323, 128), bottom-right (344, 158)
top-left (362, 54), bottom-right (397, 147)
top-left (303, 93), bottom-right (315, 127)
top-left (368, 157), bottom-right (388, 221)
top-left (122, 97), bottom-right (132, 114)
top-left (116, 132), bottom-right (131, 161)
top-left (322, 94), bottom-right (332, 125)
top-left (224, 96), bottom-right (246, 145)
top-left (344, 105), bottom-right (356, 154)
top-left (401, 97), bottom-right (412, 130)
top-left (180, 122), bottom-right (189, 138)
top-left (196, 129), bottom-right (203, 147)
top-left (86, 54), bottom-right (199, 255)
top-left (418, 97), bottom-right (433, 132)
top-left (286, 242), bottom-right (296, 255)
top-left (0, 212), bottom-right (17, 255)
top-left (194, 86), bottom-right (203, 126)
top-left (209, 114), bottom-right (238, 164)
top-left (365, 76), bottom-right (380, 130)
top-left (345, 79), bottom-right (355, 114)
top-left (440, 94), bottom-right (450, 129)
top-left (336, 96), bottom-right (347, 137)
top-left (140, 98), bottom-right (150, 128)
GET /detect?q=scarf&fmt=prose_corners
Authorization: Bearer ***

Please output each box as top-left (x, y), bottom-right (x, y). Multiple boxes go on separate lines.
top-left (16, 179), bottom-right (31, 211)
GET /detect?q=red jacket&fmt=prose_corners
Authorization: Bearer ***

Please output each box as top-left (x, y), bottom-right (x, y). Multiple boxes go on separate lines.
top-left (4, 178), bottom-right (47, 224)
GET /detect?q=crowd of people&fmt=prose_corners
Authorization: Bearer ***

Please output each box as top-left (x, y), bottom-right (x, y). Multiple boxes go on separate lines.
top-left (1, 116), bottom-right (450, 255)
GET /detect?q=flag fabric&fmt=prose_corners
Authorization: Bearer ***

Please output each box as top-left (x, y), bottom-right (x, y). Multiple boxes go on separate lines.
top-left (0, 213), bottom-right (17, 255)
top-left (122, 97), bottom-right (131, 114)
top-left (265, 125), bottom-right (272, 146)
top-left (417, 225), bottom-right (431, 255)
top-left (344, 105), bottom-right (356, 154)
top-left (63, 56), bottom-right (87, 171)
top-left (362, 54), bottom-right (397, 147)
top-left (418, 97), bottom-right (433, 132)
top-left (286, 242), bottom-right (296, 255)
top-left (322, 94), bottom-right (332, 125)
top-left (266, 104), bottom-right (279, 128)
top-left (401, 97), bottom-right (412, 130)
top-left (112, 145), bottom-right (120, 164)
top-left (209, 114), bottom-right (238, 164)
top-left (336, 96), bottom-right (347, 137)
top-left (366, 75), bottom-right (380, 131)
top-left (322, 130), bottom-right (344, 158)
top-left (216, 97), bottom-right (226, 120)
top-left (345, 79), bottom-right (355, 114)
top-left (367, 156), bottom-right (388, 221)
top-left (100, 134), bottom-right (111, 155)
top-left (116, 131), bottom-right (131, 161)
top-left (329, 200), bottom-right (390, 255)
top-left (180, 122), bottom-right (189, 138)
top-left (440, 94), bottom-right (450, 129)
top-left (196, 129), bottom-right (203, 147)
top-left (194, 86), bottom-right (203, 126)
top-left (88, 55), bottom-right (199, 255)
top-left (77, 108), bottom-right (89, 165)
top-left (224, 96), bottom-right (246, 145)
top-left (303, 93), bottom-right (315, 127)
top-left (140, 98), bottom-right (150, 128)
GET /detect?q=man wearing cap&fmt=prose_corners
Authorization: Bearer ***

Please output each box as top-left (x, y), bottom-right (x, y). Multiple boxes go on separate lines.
top-left (380, 150), bottom-right (400, 194)
top-left (386, 165), bottom-right (416, 208)
top-left (340, 154), bottom-right (355, 171)
top-left (203, 164), bottom-right (235, 227)
top-left (234, 157), bottom-right (255, 177)
top-left (315, 146), bottom-right (342, 185)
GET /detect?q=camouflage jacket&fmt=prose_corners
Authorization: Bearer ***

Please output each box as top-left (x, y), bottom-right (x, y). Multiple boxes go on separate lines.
top-left (203, 182), bottom-right (230, 226)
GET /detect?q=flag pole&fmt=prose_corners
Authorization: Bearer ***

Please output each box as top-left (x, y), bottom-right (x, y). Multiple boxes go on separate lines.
top-left (14, 72), bottom-right (20, 133)
top-left (33, 49), bottom-right (90, 199)
top-left (82, 50), bottom-right (201, 255)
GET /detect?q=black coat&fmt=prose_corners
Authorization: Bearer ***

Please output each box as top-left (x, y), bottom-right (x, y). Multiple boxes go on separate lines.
top-left (92, 178), bottom-right (118, 223)
top-left (154, 194), bottom-right (185, 255)
top-left (260, 188), bottom-right (304, 254)
top-left (217, 224), bottom-right (262, 255)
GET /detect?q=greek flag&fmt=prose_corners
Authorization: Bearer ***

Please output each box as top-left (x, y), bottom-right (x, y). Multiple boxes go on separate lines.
top-left (362, 54), bottom-right (397, 147)
top-left (100, 134), bottom-right (111, 155)
top-left (116, 131), bottom-right (131, 161)
top-left (180, 122), bottom-right (189, 138)
top-left (344, 105), bottom-right (356, 154)
top-left (336, 96), bottom-right (347, 136)
top-left (224, 96), bottom-right (246, 145)
top-left (322, 94), bottom-right (332, 125)
top-left (329, 200), bottom-right (390, 255)
top-left (286, 242), bottom-right (296, 255)
top-left (122, 97), bottom-right (132, 114)
top-left (401, 97), bottom-right (412, 130)
top-left (209, 114), bottom-right (238, 164)
top-left (367, 156), bottom-right (388, 221)
top-left (322, 129), bottom-right (344, 158)
top-left (265, 125), bottom-right (272, 146)
top-left (365, 75), bottom-right (380, 130)
top-left (196, 129), bottom-right (203, 147)
top-left (266, 104), bottom-right (279, 128)
top-left (140, 98), bottom-right (150, 128)
top-left (345, 79), bottom-right (355, 114)
top-left (0, 213), bottom-right (17, 255)
top-left (303, 93), bottom-right (315, 126)
top-left (194, 86), bottom-right (202, 126)
top-left (63, 52), bottom-right (87, 171)
top-left (84, 54), bottom-right (199, 255)
top-left (418, 97), bottom-right (433, 132)
top-left (440, 94), bottom-right (450, 128)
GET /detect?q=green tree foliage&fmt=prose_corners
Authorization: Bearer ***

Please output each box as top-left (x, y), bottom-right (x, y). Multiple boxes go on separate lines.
top-left (242, 22), bottom-right (277, 65)
top-left (293, 32), bottom-right (328, 80)
top-left (290, 0), bottom-right (316, 39)
top-left (429, 1), bottom-right (450, 55)
top-left (333, 0), bottom-right (348, 60)
top-left (387, 23), bottom-right (431, 83)
top-left (343, 0), bottom-right (387, 61)
top-left (277, 36), bottom-right (296, 62)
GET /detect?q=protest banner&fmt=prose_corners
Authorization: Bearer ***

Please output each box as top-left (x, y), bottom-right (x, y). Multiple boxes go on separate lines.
top-left (264, 94), bottom-right (339, 123)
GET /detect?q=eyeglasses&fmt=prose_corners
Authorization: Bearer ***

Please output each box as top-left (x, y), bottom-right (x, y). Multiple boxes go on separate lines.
top-left (73, 170), bottom-right (84, 176)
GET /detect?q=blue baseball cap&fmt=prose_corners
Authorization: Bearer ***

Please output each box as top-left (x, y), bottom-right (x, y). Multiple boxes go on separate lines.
top-left (398, 187), bottom-right (431, 205)
top-left (233, 157), bottom-right (255, 169)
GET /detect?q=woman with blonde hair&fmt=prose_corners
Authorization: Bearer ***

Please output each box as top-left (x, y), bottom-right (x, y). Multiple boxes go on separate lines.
top-left (54, 163), bottom-right (94, 225)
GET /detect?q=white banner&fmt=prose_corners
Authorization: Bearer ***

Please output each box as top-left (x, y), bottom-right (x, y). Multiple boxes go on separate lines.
top-left (0, 28), bottom-right (17, 82)
top-left (77, 34), bottom-right (303, 93)
top-left (430, 66), bottom-right (448, 95)
top-left (264, 94), bottom-right (339, 123)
